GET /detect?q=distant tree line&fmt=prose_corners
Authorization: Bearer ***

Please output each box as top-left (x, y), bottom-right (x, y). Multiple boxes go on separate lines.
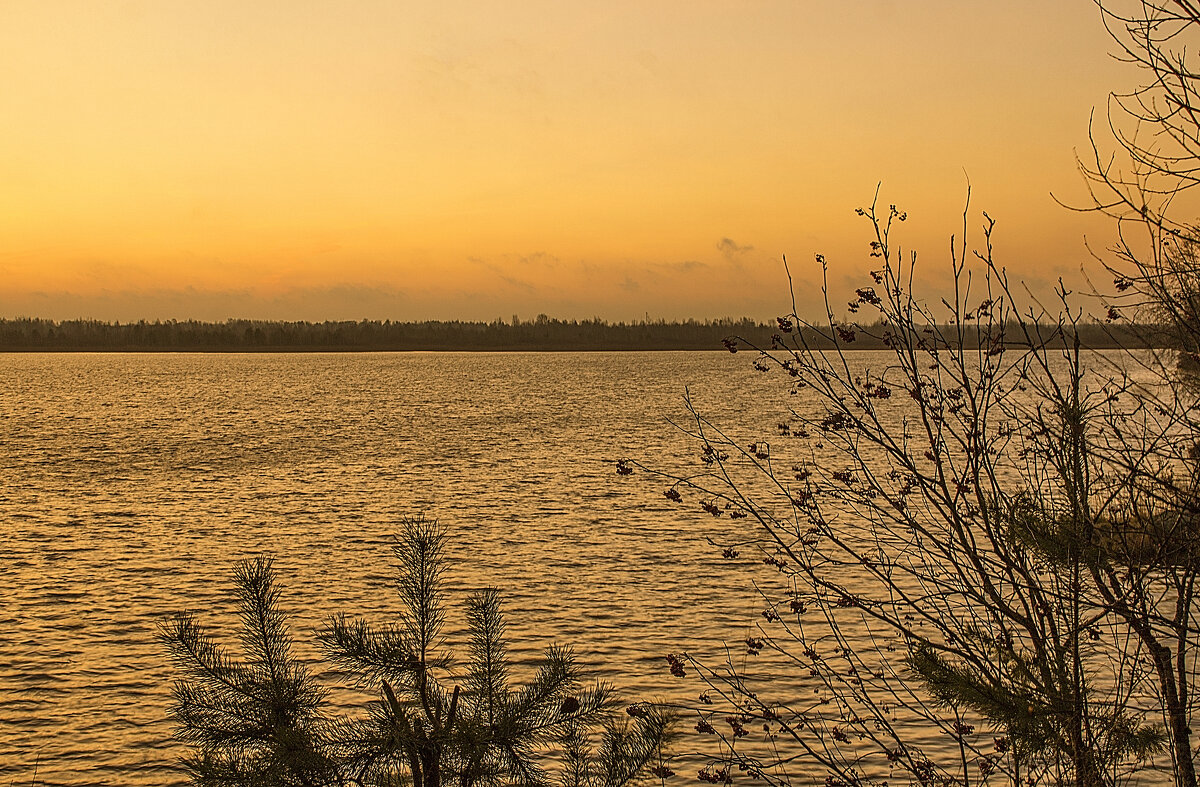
top-left (0, 316), bottom-right (1149, 351)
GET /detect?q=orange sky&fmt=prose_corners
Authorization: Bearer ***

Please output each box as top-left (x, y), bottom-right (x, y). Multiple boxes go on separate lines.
top-left (0, 1), bottom-right (1139, 322)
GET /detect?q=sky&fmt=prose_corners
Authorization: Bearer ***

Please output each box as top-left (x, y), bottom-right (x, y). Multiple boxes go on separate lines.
top-left (0, 1), bottom-right (1143, 322)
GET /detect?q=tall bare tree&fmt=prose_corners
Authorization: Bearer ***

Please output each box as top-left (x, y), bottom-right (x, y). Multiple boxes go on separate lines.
top-left (1081, 4), bottom-right (1200, 783)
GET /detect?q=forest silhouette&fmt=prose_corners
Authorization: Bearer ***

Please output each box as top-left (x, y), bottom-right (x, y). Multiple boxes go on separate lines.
top-left (0, 316), bottom-right (1142, 352)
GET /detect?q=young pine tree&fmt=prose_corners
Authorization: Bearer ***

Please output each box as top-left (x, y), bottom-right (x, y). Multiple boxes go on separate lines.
top-left (161, 515), bottom-right (674, 787)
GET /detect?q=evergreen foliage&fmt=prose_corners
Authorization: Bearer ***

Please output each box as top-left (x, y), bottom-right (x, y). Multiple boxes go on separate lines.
top-left (161, 516), bottom-right (673, 787)
top-left (160, 557), bottom-right (338, 785)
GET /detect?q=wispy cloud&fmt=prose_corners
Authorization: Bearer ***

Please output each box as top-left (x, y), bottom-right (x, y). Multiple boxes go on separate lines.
top-left (467, 252), bottom-right (562, 294)
top-left (663, 259), bottom-right (708, 273)
top-left (716, 238), bottom-right (754, 256)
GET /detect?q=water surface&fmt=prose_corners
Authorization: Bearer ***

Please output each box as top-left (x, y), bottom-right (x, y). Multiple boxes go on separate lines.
top-left (1, 351), bottom-right (784, 785)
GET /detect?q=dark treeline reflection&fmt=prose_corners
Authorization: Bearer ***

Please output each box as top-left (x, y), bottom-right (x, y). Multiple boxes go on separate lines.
top-left (0, 316), bottom-right (1143, 351)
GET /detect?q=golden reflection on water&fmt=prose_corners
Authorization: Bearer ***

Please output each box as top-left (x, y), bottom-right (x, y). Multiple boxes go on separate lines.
top-left (0, 351), bottom-right (782, 785)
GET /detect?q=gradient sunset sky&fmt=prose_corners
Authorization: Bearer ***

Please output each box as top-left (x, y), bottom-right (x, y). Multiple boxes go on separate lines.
top-left (1, 1), bottom-right (1135, 322)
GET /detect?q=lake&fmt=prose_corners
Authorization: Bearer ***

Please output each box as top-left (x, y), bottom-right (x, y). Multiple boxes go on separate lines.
top-left (0, 351), bottom-right (801, 786)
